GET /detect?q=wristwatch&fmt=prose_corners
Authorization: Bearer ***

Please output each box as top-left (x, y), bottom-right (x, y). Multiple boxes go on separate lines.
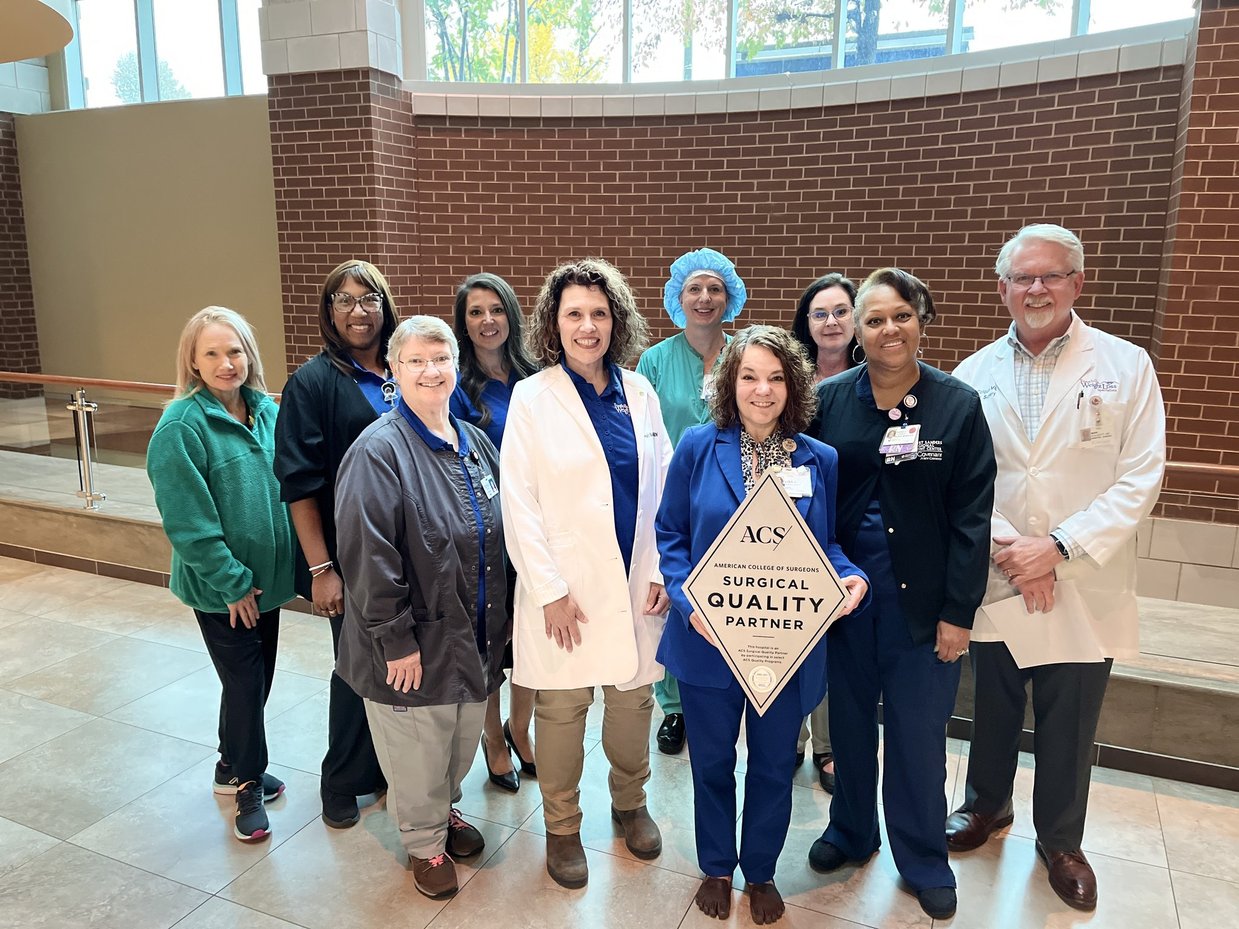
top-left (1051, 533), bottom-right (1070, 561)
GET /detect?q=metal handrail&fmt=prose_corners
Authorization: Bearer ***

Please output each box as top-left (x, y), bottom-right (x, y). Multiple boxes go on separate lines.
top-left (0, 371), bottom-right (175, 395)
top-left (1164, 461), bottom-right (1239, 479)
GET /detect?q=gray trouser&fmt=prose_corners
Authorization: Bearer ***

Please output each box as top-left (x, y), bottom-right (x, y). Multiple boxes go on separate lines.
top-left (364, 698), bottom-right (486, 859)
top-left (798, 693), bottom-right (832, 755)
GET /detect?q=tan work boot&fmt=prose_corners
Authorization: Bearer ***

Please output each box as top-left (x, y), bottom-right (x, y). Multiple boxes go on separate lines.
top-left (546, 832), bottom-right (588, 888)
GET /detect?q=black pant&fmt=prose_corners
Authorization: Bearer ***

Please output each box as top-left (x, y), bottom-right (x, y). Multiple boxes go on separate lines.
top-left (195, 607), bottom-right (280, 785)
top-left (322, 611), bottom-right (387, 797)
top-left (963, 642), bottom-right (1113, 851)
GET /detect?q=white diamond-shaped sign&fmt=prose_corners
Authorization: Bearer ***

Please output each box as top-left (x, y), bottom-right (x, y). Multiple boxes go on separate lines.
top-left (684, 470), bottom-right (848, 715)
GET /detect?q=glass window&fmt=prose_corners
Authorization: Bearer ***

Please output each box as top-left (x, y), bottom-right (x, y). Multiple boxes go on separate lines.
top-left (1087, 0), bottom-right (1196, 35)
top-left (632, 0), bottom-right (725, 82)
top-left (734, 0), bottom-right (836, 78)
top-left (846, 0), bottom-right (947, 67)
top-left (238, 0), bottom-right (268, 94)
top-left (424, 0), bottom-right (522, 82)
top-left (962, 0), bottom-right (1071, 55)
top-left (76, 0), bottom-right (139, 107)
top-left (152, 0), bottom-right (225, 99)
top-left (527, 0), bottom-right (623, 83)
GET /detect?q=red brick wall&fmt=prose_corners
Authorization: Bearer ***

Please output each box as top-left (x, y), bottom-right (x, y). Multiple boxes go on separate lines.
top-left (409, 70), bottom-right (1180, 370)
top-left (1153, 0), bottom-right (1239, 522)
top-left (0, 112), bottom-right (41, 397)
top-left (267, 70), bottom-right (419, 370)
top-left (271, 61), bottom-right (1239, 520)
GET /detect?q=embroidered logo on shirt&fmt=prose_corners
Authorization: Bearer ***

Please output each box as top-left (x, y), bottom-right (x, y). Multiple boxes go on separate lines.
top-left (917, 440), bottom-right (944, 461)
top-left (614, 402), bottom-right (630, 415)
top-left (1081, 379), bottom-right (1119, 392)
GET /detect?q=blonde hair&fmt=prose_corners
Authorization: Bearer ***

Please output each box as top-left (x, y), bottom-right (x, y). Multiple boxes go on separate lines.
top-left (387, 315), bottom-right (459, 370)
top-left (174, 306), bottom-right (267, 399)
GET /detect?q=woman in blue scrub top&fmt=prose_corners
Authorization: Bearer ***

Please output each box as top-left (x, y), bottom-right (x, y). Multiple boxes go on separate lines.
top-left (450, 272), bottom-right (538, 793)
top-left (655, 325), bottom-right (869, 925)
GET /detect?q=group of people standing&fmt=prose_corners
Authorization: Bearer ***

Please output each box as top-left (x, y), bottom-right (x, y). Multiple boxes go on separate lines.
top-left (145, 221), bottom-right (1164, 923)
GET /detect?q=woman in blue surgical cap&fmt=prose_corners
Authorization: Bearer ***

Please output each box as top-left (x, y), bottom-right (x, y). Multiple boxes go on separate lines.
top-left (636, 247), bottom-right (747, 756)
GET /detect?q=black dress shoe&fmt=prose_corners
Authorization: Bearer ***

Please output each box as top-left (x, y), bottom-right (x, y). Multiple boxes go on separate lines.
top-left (503, 719), bottom-right (536, 777)
top-left (481, 737), bottom-right (520, 792)
top-left (657, 713), bottom-right (685, 755)
top-left (794, 749), bottom-right (806, 767)
top-left (945, 805), bottom-right (1014, 851)
top-left (813, 752), bottom-right (835, 793)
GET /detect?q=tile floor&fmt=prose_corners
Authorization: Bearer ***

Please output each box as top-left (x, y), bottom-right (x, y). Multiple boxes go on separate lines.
top-left (0, 555), bottom-right (1237, 929)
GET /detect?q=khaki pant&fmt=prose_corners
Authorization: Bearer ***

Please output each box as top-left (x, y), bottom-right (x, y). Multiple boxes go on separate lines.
top-left (535, 684), bottom-right (654, 834)
top-left (798, 693), bottom-right (832, 755)
top-left (364, 698), bottom-right (486, 859)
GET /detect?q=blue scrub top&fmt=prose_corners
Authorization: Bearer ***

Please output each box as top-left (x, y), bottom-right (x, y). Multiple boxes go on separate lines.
top-left (450, 372), bottom-right (517, 450)
top-left (561, 360), bottom-right (639, 576)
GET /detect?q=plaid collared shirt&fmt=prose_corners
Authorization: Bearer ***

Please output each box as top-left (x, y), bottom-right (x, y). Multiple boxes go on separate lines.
top-left (1006, 317), bottom-right (1084, 560)
top-left (1007, 323), bottom-right (1073, 443)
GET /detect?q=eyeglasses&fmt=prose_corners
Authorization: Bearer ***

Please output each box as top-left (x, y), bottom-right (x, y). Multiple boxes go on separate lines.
top-left (1005, 271), bottom-right (1078, 289)
top-left (331, 292), bottom-right (384, 313)
top-left (397, 354), bottom-right (454, 374)
top-left (810, 307), bottom-right (852, 322)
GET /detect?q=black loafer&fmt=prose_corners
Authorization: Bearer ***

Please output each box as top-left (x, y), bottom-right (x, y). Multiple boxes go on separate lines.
top-left (656, 713), bottom-right (685, 755)
top-left (481, 737), bottom-right (519, 793)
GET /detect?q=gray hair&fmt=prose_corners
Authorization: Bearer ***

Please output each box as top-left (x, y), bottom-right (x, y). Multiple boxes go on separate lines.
top-left (995, 223), bottom-right (1085, 278)
top-left (387, 315), bottom-right (459, 369)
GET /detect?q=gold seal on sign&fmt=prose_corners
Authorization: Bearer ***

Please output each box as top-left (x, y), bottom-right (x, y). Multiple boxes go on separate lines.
top-left (782, 438), bottom-right (797, 452)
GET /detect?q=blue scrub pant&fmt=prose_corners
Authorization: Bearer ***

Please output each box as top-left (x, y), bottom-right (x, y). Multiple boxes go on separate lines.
top-left (822, 602), bottom-right (961, 890)
top-left (680, 675), bottom-right (803, 884)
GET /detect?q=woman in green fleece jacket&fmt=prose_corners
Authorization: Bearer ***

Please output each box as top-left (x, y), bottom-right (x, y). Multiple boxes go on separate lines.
top-left (147, 306), bottom-right (295, 843)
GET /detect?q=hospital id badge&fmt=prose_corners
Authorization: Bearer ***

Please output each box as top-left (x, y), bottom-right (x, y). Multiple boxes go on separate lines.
top-left (480, 474), bottom-right (499, 499)
top-left (778, 465), bottom-right (812, 498)
top-left (878, 423), bottom-right (920, 456)
top-left (1080, 396), bottom-right (1116, 445)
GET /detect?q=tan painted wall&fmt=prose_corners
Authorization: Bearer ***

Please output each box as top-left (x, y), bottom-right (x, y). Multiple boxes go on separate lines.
top-left (15, 95), bottom-right (286, 387)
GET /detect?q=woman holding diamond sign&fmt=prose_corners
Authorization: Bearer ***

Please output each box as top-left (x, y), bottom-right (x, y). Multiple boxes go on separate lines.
top-left (655, 325), bottom-right (869, 925)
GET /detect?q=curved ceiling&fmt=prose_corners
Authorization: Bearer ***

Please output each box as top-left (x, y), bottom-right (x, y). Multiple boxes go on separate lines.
top-left (0, 0), bottom-right (73, 65)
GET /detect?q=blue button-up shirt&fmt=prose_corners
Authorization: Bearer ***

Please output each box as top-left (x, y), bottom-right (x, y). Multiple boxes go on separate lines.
top-left (396, 400), bottom-right (487, 652)
top-left (562, 360), bottom-right (639, 575)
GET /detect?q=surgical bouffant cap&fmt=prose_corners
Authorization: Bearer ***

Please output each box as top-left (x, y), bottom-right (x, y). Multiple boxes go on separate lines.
top-left (662, 248), bottom-right (748, 327)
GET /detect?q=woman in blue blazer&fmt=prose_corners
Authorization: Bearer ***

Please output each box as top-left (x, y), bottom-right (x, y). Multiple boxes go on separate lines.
top-left (655, 325), bottom-right (869, 925)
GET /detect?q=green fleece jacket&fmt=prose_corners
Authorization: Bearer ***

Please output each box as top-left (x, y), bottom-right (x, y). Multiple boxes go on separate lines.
top-left (146, 386), bottom-right (295, 613)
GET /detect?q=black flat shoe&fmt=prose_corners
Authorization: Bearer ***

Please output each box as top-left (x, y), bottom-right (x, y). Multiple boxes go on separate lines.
top-left (657, 713), bottom-right (685, 755)
top-left (813, 751), bottom-right (835, 793)
top-left (503, 719), bottom-right (537, 777)
top-left (481, 736), bottom-right (519, 792)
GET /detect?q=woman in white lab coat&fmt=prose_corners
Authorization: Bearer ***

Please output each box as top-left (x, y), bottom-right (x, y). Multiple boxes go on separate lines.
top-left (500, 258), bottom-right (673, 891)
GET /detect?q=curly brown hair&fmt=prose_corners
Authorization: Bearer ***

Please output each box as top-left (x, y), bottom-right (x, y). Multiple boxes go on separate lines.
top-left (526, 258), bottom-right (649, 368)
top-left (710, 325), bottom-right (818, 435)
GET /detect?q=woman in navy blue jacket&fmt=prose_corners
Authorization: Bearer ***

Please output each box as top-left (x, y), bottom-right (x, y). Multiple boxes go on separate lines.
top-left (655, 325), bottom-right (869, 925)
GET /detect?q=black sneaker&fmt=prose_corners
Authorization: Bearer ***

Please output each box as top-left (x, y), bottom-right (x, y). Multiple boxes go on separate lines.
top-left (321, 788), bottom-right (361, 829)
top-left (234, 781), bottom-right (270, 841)
top-left (214, 763), bottom-right (285, 801)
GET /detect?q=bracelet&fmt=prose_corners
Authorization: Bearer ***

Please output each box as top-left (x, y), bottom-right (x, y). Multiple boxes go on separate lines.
top-left (309, 560), bottom-right (334, 577)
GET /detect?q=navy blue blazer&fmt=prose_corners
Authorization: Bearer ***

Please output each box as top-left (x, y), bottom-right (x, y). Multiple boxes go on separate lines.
top-left (655, 423), bottom-right (868, 716)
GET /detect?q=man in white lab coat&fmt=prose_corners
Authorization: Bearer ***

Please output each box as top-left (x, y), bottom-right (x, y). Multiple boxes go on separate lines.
top-left (948, 224), bottom-right (1166, 911)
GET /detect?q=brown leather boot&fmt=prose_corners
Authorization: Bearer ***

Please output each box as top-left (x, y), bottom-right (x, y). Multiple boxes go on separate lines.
top-left (611, 805), bottom-right (662, 859)
top-left (546, 832), bottom-right (588, 888)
